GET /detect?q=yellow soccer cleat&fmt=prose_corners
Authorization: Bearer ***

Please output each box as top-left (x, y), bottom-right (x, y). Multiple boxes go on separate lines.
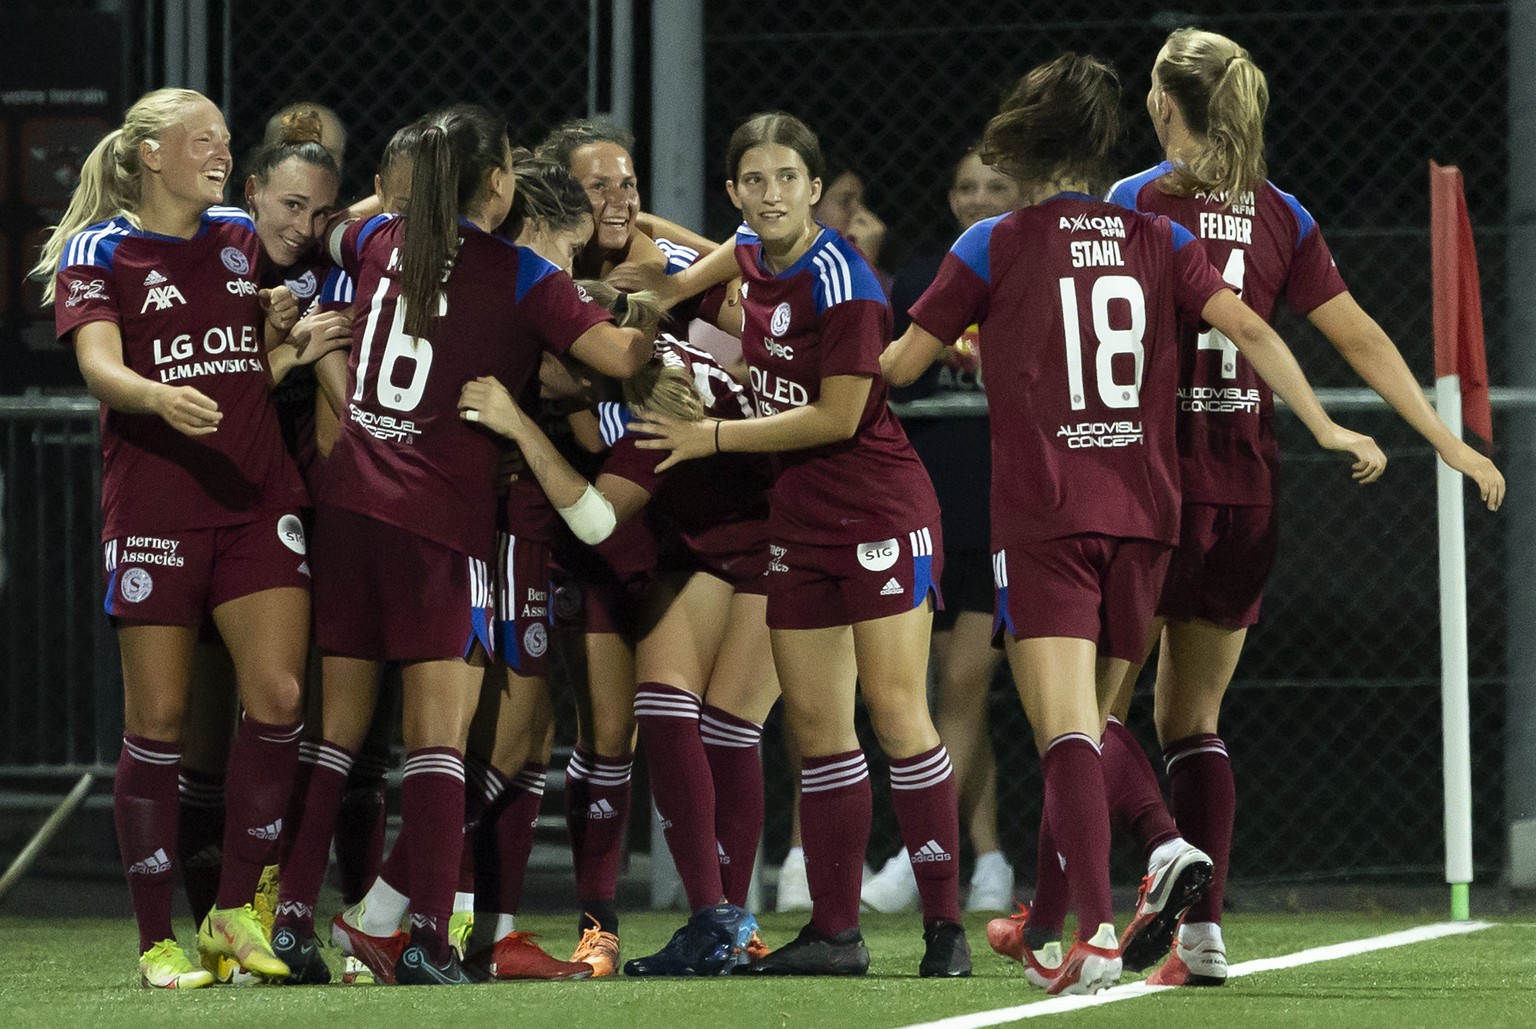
top-left (449, 911), bottom-right (474, 960)
top-left (140, 938), bottom-right (215, 990)
top-left (252, 864), bottom-right (281, 938)
top-left (199, 904), bottom-right (289, 979)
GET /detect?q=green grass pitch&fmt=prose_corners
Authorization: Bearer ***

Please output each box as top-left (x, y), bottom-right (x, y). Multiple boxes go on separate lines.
top-left (1, 911), bottom-right (1532, 1028)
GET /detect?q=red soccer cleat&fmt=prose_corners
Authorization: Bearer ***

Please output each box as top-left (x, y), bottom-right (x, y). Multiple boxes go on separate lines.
top-left (331, 911), bottom-right (409, 986)
top-left (466, 932), bottom-right (594, 981)
top-left (1045, 923), bottom-right (1122, 996)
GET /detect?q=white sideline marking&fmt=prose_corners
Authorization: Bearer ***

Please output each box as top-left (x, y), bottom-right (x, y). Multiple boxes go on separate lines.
top-left (894, 921), bottom-right (1494, 1028)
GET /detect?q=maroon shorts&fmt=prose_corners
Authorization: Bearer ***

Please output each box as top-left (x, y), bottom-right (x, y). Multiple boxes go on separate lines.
top-left (992, 535), bottom-right (1172, 661)
top-left (766, 523), bottom-right (943, 631)
top-left (658, 534), bottom-right (771, 597)
top-left (550, 562), bottom-right (649, 637)
top-left (1156, 503), bottom-right (1277, 629)
top-left (102, 512), bottom-right (311, 626)
top-left (312, 506), bottom-right (492, 662)
top-left (496, 532), bottom-right (553, 676)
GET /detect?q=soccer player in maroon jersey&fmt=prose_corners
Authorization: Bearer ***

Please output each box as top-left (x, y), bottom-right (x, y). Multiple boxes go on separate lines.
top-left (632, 112), bottom-right (970, 979)
top-left (883, 53), bottom-right (1386, 995)
top-left (38, 88), bottom-right (314, 989)
top-left (267, 104), bottom-right (649, 986)
top-left (1080, 28), bottom-right (1503, 987)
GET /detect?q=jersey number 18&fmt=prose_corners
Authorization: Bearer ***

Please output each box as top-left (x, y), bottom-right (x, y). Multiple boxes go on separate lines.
top-left (1059, 274), bottom-right (1146, 412)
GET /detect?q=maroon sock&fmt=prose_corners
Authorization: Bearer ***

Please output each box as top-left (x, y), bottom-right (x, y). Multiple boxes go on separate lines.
top-left (1164, 733), bottom-right (1234, 925)
top-left (334, 751), bottom-right (390, 906)
top-left (566, 747), bottom-right (632, 906)
top-left (272, 741), bottom-right (354, 937)
top-left (1102, 718), bottom-right (1180, 855)
top-left (177, 767), bottom-right (224, 928)
top-left (1041, 733), bottom-right (1112, 931)
top-left (217, 717), bottom-right (301, 909)
top-left (461, 756), bottom-right (507, 897)
top-left (635, 683), bottom-right (722, 909)
top-left (403, 747), bottom-right (466, 963)
top-left (380, 821), bottom-right (409, 893)
top-left (701, 705), bottom-right (764, 907)
top-left (889, 745), bottom-right (962, 924)
top-left (115, 736), bottom-right (180, 952)
top-left (1027, 810), bottom-right (1069, 942)
top-left (277, 741), bottom-right (319, 870)
top-left (800, 750), bottom-right (871, 937)
top-left (477, 762), bottom-right (547, 915)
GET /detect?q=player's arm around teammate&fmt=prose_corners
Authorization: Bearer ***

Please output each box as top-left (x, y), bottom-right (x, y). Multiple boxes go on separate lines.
top-left (38, 89), bottom-right (311, 988)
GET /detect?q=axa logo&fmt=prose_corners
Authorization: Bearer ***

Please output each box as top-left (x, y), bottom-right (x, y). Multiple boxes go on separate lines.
top-left (1058, 213), bottom-right (1126, 238)
top-left (141, 284), bottom-right (187, 313)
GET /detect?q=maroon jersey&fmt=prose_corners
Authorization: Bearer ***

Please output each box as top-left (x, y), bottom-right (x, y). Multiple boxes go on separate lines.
top-left (264, 248), bottom-right (334, 484)
top-left (1108, 164), bottom-right (1349, 504)
top-left (324, 214), bottom-right (612, 556)
top-left (54, 206), bottom-right (306, 538)
top-left (734, 224), bottom-right (938, 545)
top-left (910, 193), bottom-right (1228, 549)
top-left (599, 334), bottom-right (772, 568)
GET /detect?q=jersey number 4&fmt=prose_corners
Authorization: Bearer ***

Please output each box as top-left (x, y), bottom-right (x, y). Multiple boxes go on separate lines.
top-left (354, 280), bottom-right (440, 413)
top-left (1060, 274), bottom-right (1146, 412)
top-left (1196, 249), bottom-right (1246, 379)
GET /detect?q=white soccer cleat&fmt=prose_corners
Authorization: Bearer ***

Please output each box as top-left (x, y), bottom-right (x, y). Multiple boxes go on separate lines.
top-left (1046, 922), bottom-right (1122, 996)
top-left (1118, 839), bottom-right (1213, 972)
top-left (1148, 921), bottom-right (1227, 986)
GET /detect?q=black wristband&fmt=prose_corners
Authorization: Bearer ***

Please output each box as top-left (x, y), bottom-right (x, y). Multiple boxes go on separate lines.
top-left (714, 418), bottom-right (723, 453)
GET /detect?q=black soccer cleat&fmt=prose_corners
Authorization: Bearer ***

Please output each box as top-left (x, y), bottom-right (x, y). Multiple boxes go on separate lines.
top-left (745, 922), bottom-right (869, 976)
top-left (919, 919), bottom-right (972, 978)
top-left (271, 927), bottom-right (332, 985)
top-left (624, 903), bottom-right (757, 977)
top-left (394, 944), bottom-right (473, 986)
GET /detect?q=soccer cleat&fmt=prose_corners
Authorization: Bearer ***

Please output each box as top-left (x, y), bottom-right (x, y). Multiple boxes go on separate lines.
top-left (1118, 841), bottom-right (1214, 972)
top-left (1022, 940), bottom-right (1064, 989)
top-left (919, 919), bottom-right (972, 978)
top-left (1046, 923), bottom-right (1122, 996)
top-left (745, 922), bottom-right (869, 976)
top-left (199, 904), bottom-right (289, 979)
top-left (331, 910), bottom-right (409, 986)
top-left (965, 851), bottom-right (1016, 912)
top-left (139, 939), bottom-right (215, 990)
top-left (394, 943), bottom-right (473, 985)
top-left (271, 926), bottom-right (332, 985)
top-left (464, 932), bottom-right (594, 981)
top-left (984, 903), bottom-right (1029, 961)
top-left (571, 923), bottom-right (621, 977)
top-left (745, 929), bottom-right (772, 962)
top-left (1147, 922), bottom-right (1227, 987)
top-left (860, 850), bottom-right (918, 913)
top-left (775, 848), bottom-right (812, 912)
top-left (341, 955), bottom-right (375, 985)
top-left (252, 864), bottom-right (280, 938)
top-left (623, 904), bottom-right (757, 977)
top-left (448, 911), bottom-right (474, 960)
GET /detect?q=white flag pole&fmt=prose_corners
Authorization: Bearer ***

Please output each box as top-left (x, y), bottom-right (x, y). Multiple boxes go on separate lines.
top-left (1435, 373), bottom-right (1474, 921)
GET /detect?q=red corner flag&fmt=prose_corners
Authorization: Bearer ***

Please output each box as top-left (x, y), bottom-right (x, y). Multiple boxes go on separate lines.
top-left (1430, 161), bottom-right (1493, 446)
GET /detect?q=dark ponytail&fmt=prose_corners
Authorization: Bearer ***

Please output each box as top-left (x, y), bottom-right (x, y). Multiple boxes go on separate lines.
top-left (398, 104), bottom-right (508, 339)
top-left (980, 53), bottom-right (1121, 193)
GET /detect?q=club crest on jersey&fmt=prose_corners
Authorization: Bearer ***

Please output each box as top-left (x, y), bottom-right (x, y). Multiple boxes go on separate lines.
top-left (856, 538), bottom-right (900, 573)
top-left (523, 622), bottom-right (548, 658)
top-left (220, 246), bottom-right (250, 275)
top-left (120, 567), bottom-right (154, 603)
top-left (1058, 213), bottom-right (1126, 238)
top-left (66, 279), bottom-right (107, 307)
top-left (287, 270), bottom-right (318, 299)
top-left (140, 284), bottom-right (187, 313)
top-left (277, 514), bottom-right (307, 555)
top-left (770, 302), bottom-right (792, 336)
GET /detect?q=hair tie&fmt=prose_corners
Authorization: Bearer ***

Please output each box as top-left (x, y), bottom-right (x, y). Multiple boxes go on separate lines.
top-left (613, 291), bottom-right (630, 319)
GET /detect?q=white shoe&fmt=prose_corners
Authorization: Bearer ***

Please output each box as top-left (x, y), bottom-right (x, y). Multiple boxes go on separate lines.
top-left (775, 847), bottom-right (813, 912)
top-left (1148, 922), bottom-right (1227, 986)
top-left (965, 850), bottom-right (1015, 912)
top-left (860, 850), bottom-right (919, 913)
top-left (1046, 922), bottom-right (1122, 996)
top-left (1118, 839), bottom-right (1213, 972)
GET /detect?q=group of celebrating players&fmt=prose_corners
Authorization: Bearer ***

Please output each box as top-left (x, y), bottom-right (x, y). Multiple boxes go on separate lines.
top-left (38, 25), bottom-right (1504, 995)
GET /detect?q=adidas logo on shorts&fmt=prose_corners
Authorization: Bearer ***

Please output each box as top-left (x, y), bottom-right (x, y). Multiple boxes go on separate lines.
top-left (246, 820), bottom-right (282, 841)
top-left (911, 839), bottom-right (952, 863)
top-left (880, 577), bottom-right (904, 596)
top-left (143, 269), bottom-right (168, 286)
top-left (129, 848), bottom-right (172, 875)
top-left (588, 798), bottom-right (618, 820)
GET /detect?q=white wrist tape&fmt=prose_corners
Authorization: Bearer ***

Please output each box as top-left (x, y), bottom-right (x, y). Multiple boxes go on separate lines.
top-left (558, 483), bottom-right (617, 544)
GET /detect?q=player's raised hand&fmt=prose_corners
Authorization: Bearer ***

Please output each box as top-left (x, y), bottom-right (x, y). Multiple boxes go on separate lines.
top-left (459, 376), bottom-right (525, 440)
top-left (628, 412), bottom-right (717, 472)
top-left (259, 285), bottom-right (299, 335)
top-left (154, 383), bottom-right (222, 436)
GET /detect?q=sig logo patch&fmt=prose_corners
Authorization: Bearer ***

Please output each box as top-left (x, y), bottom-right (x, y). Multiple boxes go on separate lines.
top-left (220, 246), bottom-right (250, 275)
top-left (120, 567), bottom-right (154, 603)
top-left (523, 622), bottom-right (548, 658)
top-left (770, 302), bottom-right (792, 337)
top-left (856, 538), bottom-right (900, 573)
top-left (277, 514), bottom-right (307, 555)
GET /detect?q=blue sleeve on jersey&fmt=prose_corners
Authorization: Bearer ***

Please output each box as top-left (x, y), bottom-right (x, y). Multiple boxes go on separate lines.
top-left (598, 402), bottom-right (634, 447)
top-left (1274, 187), bottom-right (1319, 249)
top-left (734, 222), bottom-right (760, 246)
top-left (354, 213), bottom-right (394, 257)
top-left (948, 216), bottom-right (1000, 286)
top-left (811, 236), bottom-right (888, 314)
top-left (1105, 162), bottom-right (1174, 210)
top-left (1170, 221), bottom-right (1197, 251)
top-left (203, 205), bottom-right (256, 229)
top-left (60, 222), bottom-right (128, 271)
top-left (514, 247), bottom-right (560, 303)
top-left (655, 237), bottom-right (700, 275)
top-left (320, 266), bottom-right (354, 306)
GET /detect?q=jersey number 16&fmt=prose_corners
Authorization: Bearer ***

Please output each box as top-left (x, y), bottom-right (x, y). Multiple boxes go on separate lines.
top-left (354, 280), bottom-right (440, 413)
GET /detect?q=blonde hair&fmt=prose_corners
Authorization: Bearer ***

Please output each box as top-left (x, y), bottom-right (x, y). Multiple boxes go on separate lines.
top-left (32, 88), bottom-right (208, 302)
top-left (1156, 28), bottom-right (1269, 206)
top-left (575, 278), bottom-right (702, 421)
